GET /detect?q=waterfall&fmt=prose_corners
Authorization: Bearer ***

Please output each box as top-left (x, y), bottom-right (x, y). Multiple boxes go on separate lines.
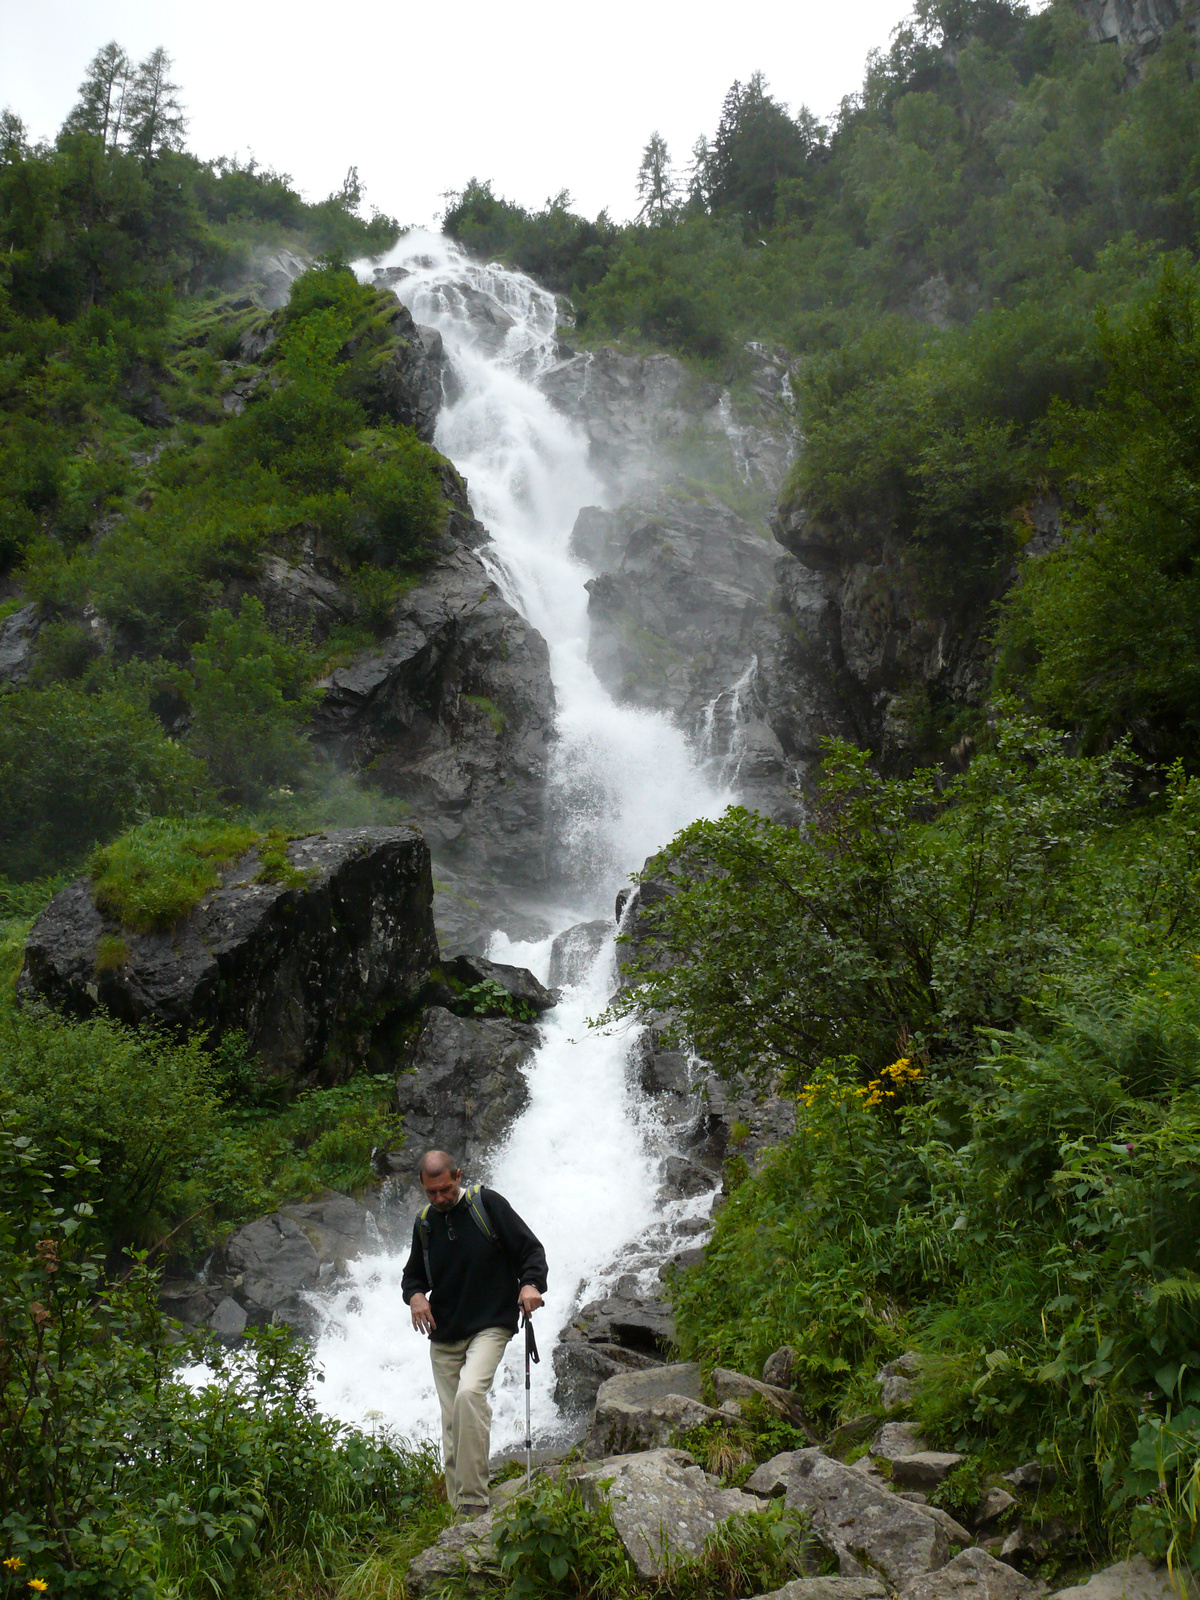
top-left (308, 233), bottom-right (733, 1451)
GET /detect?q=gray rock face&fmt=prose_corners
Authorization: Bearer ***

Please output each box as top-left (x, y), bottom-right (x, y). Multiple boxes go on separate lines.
top-left (159, 1192), bottom-right (375, 1338)
top-left (746, 1451), bottom-right (805, 1498)
top-left (311, 536), bottom-right (556, 945)
top-left (20, 827), bottom-right (437, 1080)
top-left (904, 1549), bottom-right (1048, 1600)
top-left (548, 919), bottom-right (611, 989)
top-left (394, 1006), bottom-right (538, 1172)
top-left (554, 1273), bottom-right (680, 1416)
top-left (440, 952), bottom-right (556, 1013)
top-left (355, 292), bottom-right (448, 443)
top-left (572, 1448), bottom-right (764, 1579)
top-left (0, 603), bottom-right (42, 687)
top-left (249, 554), bottom-right (356, 643)
top-left (784, 1449), bottom-right (950, 1591)
top-left (1076, 0), bottom-right (1195, 76)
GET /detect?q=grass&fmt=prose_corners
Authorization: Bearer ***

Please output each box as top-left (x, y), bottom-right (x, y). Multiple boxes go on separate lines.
top-left (91, 817), bottom-right (262, 932)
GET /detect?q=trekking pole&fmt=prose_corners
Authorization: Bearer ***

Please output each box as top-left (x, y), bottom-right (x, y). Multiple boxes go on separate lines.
top-left (522, 1310), bottom-right (540, 1488)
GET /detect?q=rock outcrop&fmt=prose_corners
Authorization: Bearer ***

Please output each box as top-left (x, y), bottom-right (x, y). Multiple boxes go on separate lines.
top-left (1075, 0), bottom-right (1197, 76)
top-left (20, 827), bottom-right (437, 1080)
top-left (391, 1006), bottom-right (539, 1173)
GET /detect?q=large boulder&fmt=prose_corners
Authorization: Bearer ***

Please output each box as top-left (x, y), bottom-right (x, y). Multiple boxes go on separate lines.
top-left (19, 827), bottom-right (437, 1080)
top-left (406, 1510), bottom-right (498, 1597)
top-left (571, 1448), bottom-right (764, 1579)
top-left (1051, 1558), bottom-right (1199, 1600)
top-left (159, 1191), bottom-right (375, 1339)
top-left (784, 1449), bottom-right (950, 1591)
top-left (905, 1549), bottom-right (1047, 1600)
top-left (583, 1363), bottom-right (720, 1458)
top-left (393, 1006), bottom-right (538, 1171)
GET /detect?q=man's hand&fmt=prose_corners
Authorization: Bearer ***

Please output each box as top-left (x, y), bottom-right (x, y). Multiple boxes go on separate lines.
top-left (410, 1292), bottom-right (436, 1335)
top-left (518, 1284), bottom-right (544, 1318)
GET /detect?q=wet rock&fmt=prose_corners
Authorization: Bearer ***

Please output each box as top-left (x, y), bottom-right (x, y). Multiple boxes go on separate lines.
top-left (208, 1297), bottom-right (248, 1341)
top-left (407, 1509), bottom-right (498, 1597)
top-left (0, 603), bottom-right (42, 686)
top-left (357, 291), bottom-right (448, 443)
top-left (440, 952), bottom-right (556, 1013)
top-left (553, 1341), bottom-right (662, 1417)
top-left (393, 1007), bottom-right (538, 1172)
top-left (249, 554), bottom-right (355, 642)
top-left (784, 1448), bottom-right (950, 1591)
top-left (20, 828), bottom-right (437, 1081)
top-left (571, 1448), bottom-right (761, 1578)
top-left (903, 1548), bottom-right (1048, 1600)
top-left (660, 1154), bottom-right (716, 1199)
top-left (311, 534), bottom-right (556, 946)
top-left (548, 919), bottom-right (610, 989)
top-left (1051, 1557), bottom-right (1199, 1600)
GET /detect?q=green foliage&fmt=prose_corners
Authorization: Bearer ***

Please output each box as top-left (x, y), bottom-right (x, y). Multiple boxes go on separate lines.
top-left (618, 707), bottom-right (1136, 1085)
top-left (999, 259), bottom-right (1200, 759)
top-left (0, 682), bottom-right (207, 881)
top-left (187, 600), bottom-right (316, 806)
top-left (0, 1130), bottom-right (448, 1597)
top-left (451, 978), bottom-right (540, 1023)
top-left (485, 1477), bottom-right (803, 1600)
top-left (0, 1009), bottom-right (217, 1248)
top-left (91, 816), bottom-right (260, 931)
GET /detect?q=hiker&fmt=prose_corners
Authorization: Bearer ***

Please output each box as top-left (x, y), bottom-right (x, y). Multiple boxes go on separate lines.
top-left (401, 1150), bottom-right (548, 1518)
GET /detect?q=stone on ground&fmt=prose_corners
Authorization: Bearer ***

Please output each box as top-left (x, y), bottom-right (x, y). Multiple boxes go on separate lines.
top-left (585, 1362), bottom-right (718, 1456)
top-left (891, 1452), bottom-right (966, 1490)
top-left (872, 1423), bottom-right (928, 1460)
top-left (406, 1511), bottom-right (497, 1597)
top-left (1051, 1559), bottom-right (1199, 1600)
top-left (745, 1451), bottom-right (805, 1498)
top-left (712, 1367), bottom-right (820, 1438)
top-left (784, 1448), bottom-right (950, 1591)
top-left (901, 1548), bottom-right (1049, 1600)
top-left (748, 1580), bottom-right (888, 1600)
top-left (572, 1448), bottom-right (762, 1579)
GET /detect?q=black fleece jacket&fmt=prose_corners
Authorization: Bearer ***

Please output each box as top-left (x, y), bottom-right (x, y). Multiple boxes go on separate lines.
top-left (400, 1186), bottom-right (548, 1344)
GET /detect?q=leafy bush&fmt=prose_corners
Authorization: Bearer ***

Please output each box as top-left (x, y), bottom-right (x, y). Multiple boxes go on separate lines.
top-left (0, 1129), bottom-right (447, 1597)
top-left (91, 816), bottom-right (260, 931)
top-left (0, 683), bottom-right (207, 881)
top-left (0, 1007), bottom-right (218, 1248)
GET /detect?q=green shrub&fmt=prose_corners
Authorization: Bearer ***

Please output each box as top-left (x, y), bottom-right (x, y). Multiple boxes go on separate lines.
top-left (91, 816), bottom-right (260, 932)
top-left (0, 1010), bottom-right (218, 1248)
top-left (0, 683), bottom-right (207, 881)
top-left (0, 1129), bottom-right (446, 1597)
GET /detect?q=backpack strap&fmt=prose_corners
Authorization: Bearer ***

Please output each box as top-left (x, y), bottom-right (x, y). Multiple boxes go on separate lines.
top-left (416, 1183), bottom-right (498, 1294)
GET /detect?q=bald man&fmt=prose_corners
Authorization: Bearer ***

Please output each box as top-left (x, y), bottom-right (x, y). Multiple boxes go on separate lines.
top-left (401, 1151), bottom-right (547, 1519)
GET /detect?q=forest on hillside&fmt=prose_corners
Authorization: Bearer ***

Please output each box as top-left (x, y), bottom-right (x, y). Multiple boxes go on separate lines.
top-left (2, 5), bottom-right (1200, 1597)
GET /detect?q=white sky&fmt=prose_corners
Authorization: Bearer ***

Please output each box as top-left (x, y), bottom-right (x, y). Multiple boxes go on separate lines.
top-left (1, 0), bottom-right (914, 227)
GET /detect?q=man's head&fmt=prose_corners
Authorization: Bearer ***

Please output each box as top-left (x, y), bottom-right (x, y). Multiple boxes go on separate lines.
top-left (419, 1150), bottom-right (462, 1211)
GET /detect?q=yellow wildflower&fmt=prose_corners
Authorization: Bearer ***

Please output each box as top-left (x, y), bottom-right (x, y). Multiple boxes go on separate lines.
top-left (28, 1582), bottom-right (49, 1593)
top-left (3, 1558), bottom-right (24, 1571)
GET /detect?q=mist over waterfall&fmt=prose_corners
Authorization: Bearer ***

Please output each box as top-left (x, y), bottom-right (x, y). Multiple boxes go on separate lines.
top-left (309, 233), bottom-right (734, 1451)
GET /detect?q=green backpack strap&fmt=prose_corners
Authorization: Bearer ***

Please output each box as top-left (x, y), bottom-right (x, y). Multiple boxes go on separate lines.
top-left (416, 1184), bottom-right (498, 1294)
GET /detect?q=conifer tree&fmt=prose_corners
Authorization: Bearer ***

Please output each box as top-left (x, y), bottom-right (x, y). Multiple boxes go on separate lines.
top-left (636, 132), bottom-right (676, 224)
top-left (124, 48), bottom-right (187, 162)
top-left (0, 109), bottom-right (26, 163)
top-left (62, 41), bottom-right (130, 150)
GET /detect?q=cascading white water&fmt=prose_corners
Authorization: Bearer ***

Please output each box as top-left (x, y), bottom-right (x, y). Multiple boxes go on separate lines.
top-left (308, 232), bottom-right (733, 1450)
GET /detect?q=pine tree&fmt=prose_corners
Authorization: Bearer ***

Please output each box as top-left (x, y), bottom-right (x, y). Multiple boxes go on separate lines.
top-left (636, 132), bottom-right (676, 224)
top-left (124, 48), bottom-right (187, 162)
top-left (705, 71), bottom-right (813, 232)
top-left (62, 42), bottom-right (130, 150)
top-left (0, 109), bottom-right (26, 163)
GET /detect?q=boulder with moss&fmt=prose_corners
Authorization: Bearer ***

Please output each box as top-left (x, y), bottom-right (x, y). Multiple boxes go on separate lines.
top-left (19, 825), bottom-right (438, 1080)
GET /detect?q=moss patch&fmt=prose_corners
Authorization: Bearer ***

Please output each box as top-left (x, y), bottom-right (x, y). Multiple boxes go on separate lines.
top-left (91, 818), bottom-right (260, 932)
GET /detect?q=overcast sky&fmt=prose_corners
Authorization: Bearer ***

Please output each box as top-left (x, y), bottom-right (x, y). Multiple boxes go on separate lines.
top-left (2, 0), bottom-right (914, 227)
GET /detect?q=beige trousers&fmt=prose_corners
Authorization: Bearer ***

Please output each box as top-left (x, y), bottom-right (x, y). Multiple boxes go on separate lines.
top-left (429, 1326), bottom-right (512, 1514)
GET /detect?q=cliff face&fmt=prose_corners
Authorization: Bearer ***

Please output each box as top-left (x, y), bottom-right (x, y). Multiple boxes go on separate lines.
top-left (1074, 0), bottom-right (1197, 74)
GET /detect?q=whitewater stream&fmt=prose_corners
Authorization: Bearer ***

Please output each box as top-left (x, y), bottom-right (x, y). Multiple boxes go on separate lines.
top-left (308, 233), bottom-right (736, 1451)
